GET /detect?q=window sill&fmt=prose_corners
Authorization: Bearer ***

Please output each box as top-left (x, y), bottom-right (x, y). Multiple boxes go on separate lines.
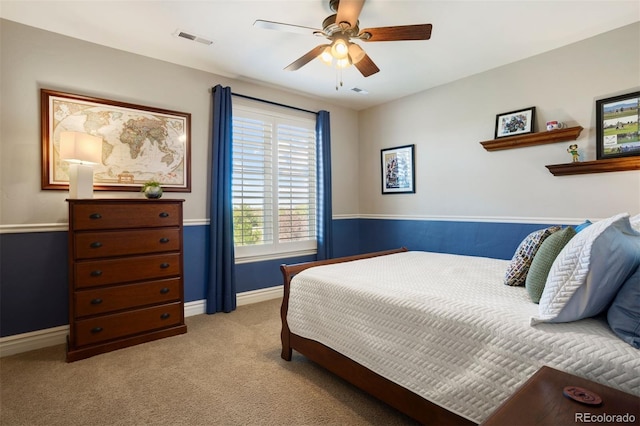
top-left (234, 249), bottom-right (317, 264)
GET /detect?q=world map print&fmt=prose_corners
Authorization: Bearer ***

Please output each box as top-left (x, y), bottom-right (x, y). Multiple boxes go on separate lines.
top-left (49, 94), bottom-right (189, 188)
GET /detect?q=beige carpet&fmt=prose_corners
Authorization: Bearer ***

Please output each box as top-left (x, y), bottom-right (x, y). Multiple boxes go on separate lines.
top-left (0, 298), bottom-right (417, 426)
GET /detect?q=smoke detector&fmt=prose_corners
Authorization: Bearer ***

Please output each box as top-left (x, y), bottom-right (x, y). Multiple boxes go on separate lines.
top-left (173, 29), bottom-right (214, 46)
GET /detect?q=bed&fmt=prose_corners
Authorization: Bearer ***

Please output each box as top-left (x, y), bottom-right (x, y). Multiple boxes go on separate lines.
top-left (279, 214), bottom-right (640, 425)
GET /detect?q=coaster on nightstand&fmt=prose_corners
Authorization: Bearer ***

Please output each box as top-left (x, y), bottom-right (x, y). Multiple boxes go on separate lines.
top-left (563, 386), bottom-right (603, 406)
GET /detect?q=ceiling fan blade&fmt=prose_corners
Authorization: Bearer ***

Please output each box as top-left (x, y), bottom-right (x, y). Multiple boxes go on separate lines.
top-left (354, 53), bottom-right (380, 77)
top-left (335, 0), bottom-right (365, 29)
top-left (253, 19), bottom-right (320, 35)
top-left (284, 44), bottom-right (329, 71)
top-left (359, 24), bottom-right (433, 42)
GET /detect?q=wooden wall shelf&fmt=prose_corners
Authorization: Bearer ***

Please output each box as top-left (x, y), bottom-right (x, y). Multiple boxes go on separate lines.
top-left (480, 126), bottom-right (583, 151)
top-left (546, 156), bottom-right (640, 176)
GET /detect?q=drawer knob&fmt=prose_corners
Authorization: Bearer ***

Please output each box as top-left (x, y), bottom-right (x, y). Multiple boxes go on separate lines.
top-left (160, 263), bottom-right (170, 269)
top-left (89, 213), bottom-right (102, 220)
top-left (159, 238), bottom-right (170, 244)
top-left (160, 313), bottom-right (171, 320)
top-left (160, 287), bottom-right (170, 294)
top-left (90, 242), bottom-right (103, 249)
top-left (91, 327), bottom-right (103, 334)
top-left (159, 212), bottom-right (170, 218)
top-left (90, 298), bottom-right (103, 305)
top-left (90, 270), bottom-right (103, 277)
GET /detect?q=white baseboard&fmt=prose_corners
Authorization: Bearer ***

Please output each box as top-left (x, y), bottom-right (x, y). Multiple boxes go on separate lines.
top-left (237, 285), bottom-right (283, 306)
top-left (0, 286), bottom-right (283, 358)
top-left (0, 325), bottom-right (70, 358)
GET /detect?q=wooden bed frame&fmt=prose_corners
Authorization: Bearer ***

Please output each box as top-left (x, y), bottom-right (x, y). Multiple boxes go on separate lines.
top-left (280, 248), bottom-right (474, 426)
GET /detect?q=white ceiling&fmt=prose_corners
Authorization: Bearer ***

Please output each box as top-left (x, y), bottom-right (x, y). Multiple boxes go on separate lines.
top-left (1, 0), bottom-right (639, 110)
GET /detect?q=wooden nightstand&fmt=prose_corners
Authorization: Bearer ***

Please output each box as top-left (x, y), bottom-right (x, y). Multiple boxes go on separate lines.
top-left (481, 366), bottom-right (639, 426)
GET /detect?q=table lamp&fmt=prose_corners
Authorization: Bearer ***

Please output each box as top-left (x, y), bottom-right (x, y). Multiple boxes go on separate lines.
top-left (60, 131), bottom-right (102, 199)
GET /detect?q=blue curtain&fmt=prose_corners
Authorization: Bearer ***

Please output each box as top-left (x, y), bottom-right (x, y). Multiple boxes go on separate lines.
top-left (316, 110), bottom-right (333, 260)
top-left (207, 85), bottom-right (236, 314)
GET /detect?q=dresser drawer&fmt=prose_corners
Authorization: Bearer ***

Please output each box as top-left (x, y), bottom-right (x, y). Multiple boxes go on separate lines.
top-left (74, 278), bottom-right (181, 317)
top-left (71, 202), bottom-right (181, 230)
top-left (74, 228), bottom-right (181, 259)
top-left (73, 302), bottom-right (183, 347)
top-left (75, 253), bottom-right (181, 289)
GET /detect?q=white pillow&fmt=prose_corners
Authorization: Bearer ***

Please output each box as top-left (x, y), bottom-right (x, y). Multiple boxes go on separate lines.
top-left (531, 213), bottom-right (640, 324)
top-left (631, 213), bottom-right (640, 232)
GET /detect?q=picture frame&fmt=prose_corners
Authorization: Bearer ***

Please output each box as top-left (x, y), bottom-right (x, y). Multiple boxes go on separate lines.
top-left (494, 106), bottom-right (536, 138)
top-left (381, 144), bottom-right (415, 194)
top-left (596, 91), bottom-right (640, 160)
top-left (41, 89), bottom-right (191, 192)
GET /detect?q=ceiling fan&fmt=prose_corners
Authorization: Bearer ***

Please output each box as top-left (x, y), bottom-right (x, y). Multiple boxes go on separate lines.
top-left (254, 0), bottom-right (433, 79)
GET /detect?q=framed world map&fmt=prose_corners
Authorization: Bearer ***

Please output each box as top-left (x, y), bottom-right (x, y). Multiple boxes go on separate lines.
top-left (41, 89), bottom-right (191, 192)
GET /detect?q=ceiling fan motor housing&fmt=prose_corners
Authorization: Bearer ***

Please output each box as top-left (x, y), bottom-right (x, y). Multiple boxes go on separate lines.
top-left (322, 14), bottom-right (359, 37)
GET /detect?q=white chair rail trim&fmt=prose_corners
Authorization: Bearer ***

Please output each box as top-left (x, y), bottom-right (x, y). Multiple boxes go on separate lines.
top-left (0, 215), bottom-right (601, 234)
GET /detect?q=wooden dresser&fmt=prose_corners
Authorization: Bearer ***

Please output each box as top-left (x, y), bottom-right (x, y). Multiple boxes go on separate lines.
top-left (66, 198), bottom-right (187, 362)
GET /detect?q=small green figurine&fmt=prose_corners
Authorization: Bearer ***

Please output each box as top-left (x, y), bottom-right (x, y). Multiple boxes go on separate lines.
top-left (567, 144), bottom-right (579, 163)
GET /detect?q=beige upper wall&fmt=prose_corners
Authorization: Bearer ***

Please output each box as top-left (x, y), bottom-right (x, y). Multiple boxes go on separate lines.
top-left (2, 19), bottom-right (639, 227)
top-left (0, 19), bottom-right (359, 226)
top-left (359, 22), bottom-right (640, 221)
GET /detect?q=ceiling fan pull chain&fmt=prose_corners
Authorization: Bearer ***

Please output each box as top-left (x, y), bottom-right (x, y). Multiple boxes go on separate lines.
top-left (335, 67), bottom-right (344, 91)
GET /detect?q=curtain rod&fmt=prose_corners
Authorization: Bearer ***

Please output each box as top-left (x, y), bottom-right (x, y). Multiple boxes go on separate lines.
top-left (231, 92), bottom-right (318, 115)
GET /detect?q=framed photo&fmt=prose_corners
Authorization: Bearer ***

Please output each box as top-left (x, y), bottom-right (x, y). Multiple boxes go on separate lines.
top-left (381, 144), bottom-right (415, 194)
top-left (41, 89), bottom-right (191, 192)
top-left (596, 91), bottom-right (640, 160)
top-left (495, 107), bottom-right (536, 138)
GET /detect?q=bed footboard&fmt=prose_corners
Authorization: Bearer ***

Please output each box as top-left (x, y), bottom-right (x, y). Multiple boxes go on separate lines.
top-left (279, 247), bottom-right (408, 360)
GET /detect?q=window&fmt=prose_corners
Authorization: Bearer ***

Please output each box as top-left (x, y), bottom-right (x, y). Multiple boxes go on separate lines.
top-left (232, 102), bottom-right (317, 261)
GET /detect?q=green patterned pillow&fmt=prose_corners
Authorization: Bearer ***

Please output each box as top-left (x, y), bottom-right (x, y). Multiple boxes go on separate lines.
top-left (525, 226), bottom-right (577, 303)
top-left (504, 226), bottom-right (562, 286)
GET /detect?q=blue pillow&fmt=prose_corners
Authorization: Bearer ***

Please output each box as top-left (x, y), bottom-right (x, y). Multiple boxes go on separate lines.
top-left (532, 214), bottom-right (640, 324)
top-left (575, 220), bottom-right (592, 232)
top-left (607, 266), bottom-right (640, 348)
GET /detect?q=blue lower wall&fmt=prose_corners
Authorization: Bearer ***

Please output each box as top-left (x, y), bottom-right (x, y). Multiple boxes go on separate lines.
top-left (0, 217), bottom-right (555, 337)
top-left (0, 232), bottom-right (69, 336)
top-left (359, 219), bottom-right (556, 260)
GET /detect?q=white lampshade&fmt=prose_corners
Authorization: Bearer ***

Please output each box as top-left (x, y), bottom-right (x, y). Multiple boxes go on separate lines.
top-left (60, 132), bottom-right (102, 164)
top-left (59, 132), bottom-right (102, 199)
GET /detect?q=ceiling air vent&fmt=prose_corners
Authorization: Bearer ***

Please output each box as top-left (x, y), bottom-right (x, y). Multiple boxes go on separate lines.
top-left (174, 29), bottom-right (214, 46)
top-left (351, 87), bottom-right (369, 95)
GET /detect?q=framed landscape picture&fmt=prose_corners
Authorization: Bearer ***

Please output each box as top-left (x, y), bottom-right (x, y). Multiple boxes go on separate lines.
top-left (596, 91), bottom-right (640, 160)
top-left (495, 107), bottom-right (536, 138)
top-left (41, 89), bottom-right (191, 192)
top-left (381, 144), bottom-right (415, 194)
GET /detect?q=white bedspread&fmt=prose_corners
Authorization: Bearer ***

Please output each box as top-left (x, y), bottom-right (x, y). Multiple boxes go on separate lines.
top-left (287, 251), bottom-right (640, 423)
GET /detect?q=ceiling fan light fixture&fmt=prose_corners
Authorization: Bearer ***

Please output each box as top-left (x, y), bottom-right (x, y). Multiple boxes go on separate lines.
top-left (330, 38), bottom-right (349, 59)
top-left (336, 57), bottom-right (351, 69)
top-left (320, 47), bottom-right (333, 66)
top-left (347, 42), bottom-right (365, 64)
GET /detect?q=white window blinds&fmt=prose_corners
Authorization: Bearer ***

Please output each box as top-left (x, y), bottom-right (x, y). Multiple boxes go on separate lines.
top-left (232, 103), bottom-right (317, 260)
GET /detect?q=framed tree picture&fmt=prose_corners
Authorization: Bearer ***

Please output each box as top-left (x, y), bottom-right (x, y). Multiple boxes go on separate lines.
top-left (41, 89), bottom-right (191, 192)
top-left (596, 91), bottom-right (640, 159)
top-left (381, 144), bottom-right (415, 194)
